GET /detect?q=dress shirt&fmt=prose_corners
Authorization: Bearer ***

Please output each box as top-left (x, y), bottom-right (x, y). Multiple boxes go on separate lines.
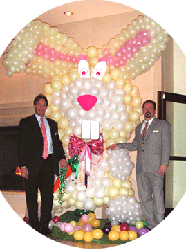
top-left (35, 114), bottom-right (53, 154)
top-left (140, 117), bottom-right (155, 134)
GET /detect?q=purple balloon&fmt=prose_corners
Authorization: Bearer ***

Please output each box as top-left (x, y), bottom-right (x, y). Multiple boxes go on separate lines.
top-left (138, 228), bottom-right (149, 236)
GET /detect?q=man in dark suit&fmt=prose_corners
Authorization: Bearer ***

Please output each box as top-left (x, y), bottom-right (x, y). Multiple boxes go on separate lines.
top-left (107, 100), bottom-right (171, 229)
top-left (18, 94), bottom-right (66, 235)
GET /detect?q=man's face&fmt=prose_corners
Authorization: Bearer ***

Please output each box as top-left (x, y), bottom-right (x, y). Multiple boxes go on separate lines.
top-left (34, 98), bottom-right (47, 117)
top-left (143, 102), bottom-right (156, 120)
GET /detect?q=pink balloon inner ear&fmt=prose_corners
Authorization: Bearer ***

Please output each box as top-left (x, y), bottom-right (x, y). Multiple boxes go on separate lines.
top-left (77, 95), bottom-right (97, 111)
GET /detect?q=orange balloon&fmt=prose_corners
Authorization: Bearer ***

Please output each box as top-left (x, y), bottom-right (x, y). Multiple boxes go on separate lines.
top-left (73, 230), bottom-right (84, 241)
top-left (91, 219), bottom-right (100, 228)
top-left (128, 231), bottom-right (138, 241)
top-left (111, 225), bottom-right (120, 232)
top-left (76, 221), bottom-right (84, 227)
top-left (108, 231), bottom-right (120, 241)
top-left (120, 231), bottom-right (129, 241)
top-left (88, 213), bottom-right (96, 222)
top-left (84, 231), bottom-right (93, 242)
top-left (92, 229), bottom-right (103, 239)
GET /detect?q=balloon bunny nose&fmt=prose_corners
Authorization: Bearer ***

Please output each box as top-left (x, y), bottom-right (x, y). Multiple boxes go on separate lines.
top-left (77, 95), bottom-right (97, 111)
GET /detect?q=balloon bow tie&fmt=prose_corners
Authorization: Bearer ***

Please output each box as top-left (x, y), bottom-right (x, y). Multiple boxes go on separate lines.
top-left (68, 134), bottom-right (104, 160)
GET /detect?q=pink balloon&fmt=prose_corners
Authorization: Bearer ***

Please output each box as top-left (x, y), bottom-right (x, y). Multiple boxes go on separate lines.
top-left (83, 224), bottom-right (92, 232)
top-left (81, 214), bottom-right (89, 222)
top-left (64, 223), bottom-right (74, 233)
top-left (59, 222), bottom-right (67, 231)
top-left (73, 226), bottom-right (83, 232)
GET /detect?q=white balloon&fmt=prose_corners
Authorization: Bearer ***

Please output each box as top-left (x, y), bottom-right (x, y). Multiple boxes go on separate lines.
top-left (76, 190), bottom-right (87, 202)
top-left (66, 182), bottom-right (76, 193)
top-left (84, 198), bottom-right (94, 210)
top-left (86, 187), bottom-right (95, 198)
top-left (67, 107), bottom-right (77, 119)
top-left (95, 187), bottom-right (105, 199)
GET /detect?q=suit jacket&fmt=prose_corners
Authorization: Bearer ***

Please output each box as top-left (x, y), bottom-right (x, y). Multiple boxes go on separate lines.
top-left (17, 114), bottom-right (66, 176)
top-left (118, 118), bottom-right (171, 174)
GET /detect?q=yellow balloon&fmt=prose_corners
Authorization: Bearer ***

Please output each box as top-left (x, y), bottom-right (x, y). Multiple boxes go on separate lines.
top-left (68, 198), bottom-right (76, 206)
top-left (132, 96), bottom-right (142, 107)
top-left (61, 201), bottom-right (69, 208)
top-left (116, 79), bottom-right (125, 89)
top-left (116, 137), bottom-right (127, 143)
top-left (107, 187), bottom-right (119, 198)
top-left (105, 138), bottom-right (117, 148)
top-left (87, 46), bottom-right (97, 57)
top-left (92, 229), bottom-right (103, 239)
top-left (88, 213), bottom-right (96, 222)
top-left (73, 230), bottom-right (84, 241)
top-left (124, 81), bottom-right (133, 93)
top-left (45, 94), bottom-right (52, 105)
top-left (50, 111), bottom-right (62, 122)
top-left (120, 231), bottom-right (129, 241)
top-left (128, 231), bottom-right (137, 241)
top-left (58, 117), bottom-right (68, 129)
top-left (45, 107), bottom-right (51, 117)
top-left (68, 69), bottom-right (79, 81)
top-left (125, 105), bottom-right (133, 114)
top-left (128, 189), bottom-right (135, 196)
top-left (124, 121), bottom-right (134, 133)
top-left (108, 128), bottom-right (120, 139)
top-left (50, 104), bottom-right (59, 112)
top-left (51, 80), bottom-right (62, 91)
top-left (58, 128), bottom-right (65, 139)
top-left (62, 192), bottom-right (71, 201)
top-left (120, 130), bottom-right (127, 138)
top-left (111, 225), bottom-right (120, 232)
top-left (93, 198), bottom-right (103, 207)
top-left (112, 179), bottom-right (121, 188)
top-left (62, 134), bottom-right (70, 146)
top-left (91, 219), bottom-right (100, 228)
top-left (43, 83), bottom-right (53, 94)
top-left (124, 94), bottom-right (132, 105)
top-left (102, 72), bottom-right (111, 83)
top-left (62, 75), bottom-right (71, 85)
top-left (108, 231), bottom-right (120, 241)
top-left (121, 181), bottom-right (132, 189)
top-left (130, 85), bottom-right (139, 96)
top-left (75, 200), bottom-right (84, 209)
top-left (118, 187), bottom-right (129, 196)
top-left (101, 129), bottom-right (109, 141)
top-left (133, 106), bottom-right (143, 115)
top-left (64, 126), bottom-right (73, 135)
top-left (89, 57), bottom-right (98, 66)
top-left (111, 68), bottom-right (121, 81)
top-left (84, 231), bottom-right (93, 243)
top-left (130, 111), bottom-right (140, 121)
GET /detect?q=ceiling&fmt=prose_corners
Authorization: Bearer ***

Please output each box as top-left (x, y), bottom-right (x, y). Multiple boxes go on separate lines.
top-left (36, 0), bottom-right (136, 26)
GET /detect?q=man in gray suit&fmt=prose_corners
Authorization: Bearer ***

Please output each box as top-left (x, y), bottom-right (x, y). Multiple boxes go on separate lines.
top-left (107, 100), bottom-right (171, 229)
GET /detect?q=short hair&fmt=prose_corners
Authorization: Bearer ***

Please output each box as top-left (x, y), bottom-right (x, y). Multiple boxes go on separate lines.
top-left (33, 94), bottom-right (48, 107)
top-left (142, 100), bottom-right (156, 110)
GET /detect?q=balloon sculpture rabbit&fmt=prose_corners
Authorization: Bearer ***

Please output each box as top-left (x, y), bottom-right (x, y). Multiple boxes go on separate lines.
top-left (3, 14), bottom-right (169, 226)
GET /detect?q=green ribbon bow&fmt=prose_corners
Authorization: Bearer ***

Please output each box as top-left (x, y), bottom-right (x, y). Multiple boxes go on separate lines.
top-left (68, 155), bottom-right (79, 179)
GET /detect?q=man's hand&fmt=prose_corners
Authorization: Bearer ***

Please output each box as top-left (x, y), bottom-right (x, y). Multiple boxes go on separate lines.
top-left (106, 144), bottom-right (118, 150)
top-left (21, 167), bottom-right (28, 179)
top-left (59, 159), bottom-right (67, 168)
top-left (158, 164), bottom-right (167, 177)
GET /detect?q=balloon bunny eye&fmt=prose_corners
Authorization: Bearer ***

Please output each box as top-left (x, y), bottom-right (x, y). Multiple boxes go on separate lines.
top-left (91, 61), bottom-right (106, 80)
top-left (78, 60), bottom-right (90, 78)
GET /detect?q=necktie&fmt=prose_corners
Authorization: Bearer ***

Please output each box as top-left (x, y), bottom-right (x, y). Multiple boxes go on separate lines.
top-left (142, 121), bottom-right (148, 140)
top-left (40, 117), bottom-right (48, 159)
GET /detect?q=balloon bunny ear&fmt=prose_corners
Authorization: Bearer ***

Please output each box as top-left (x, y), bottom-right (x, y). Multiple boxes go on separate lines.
top-left (78, 60), bottom-right (90, 78)
top-left (91, 61), bottom-right (106, 80)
